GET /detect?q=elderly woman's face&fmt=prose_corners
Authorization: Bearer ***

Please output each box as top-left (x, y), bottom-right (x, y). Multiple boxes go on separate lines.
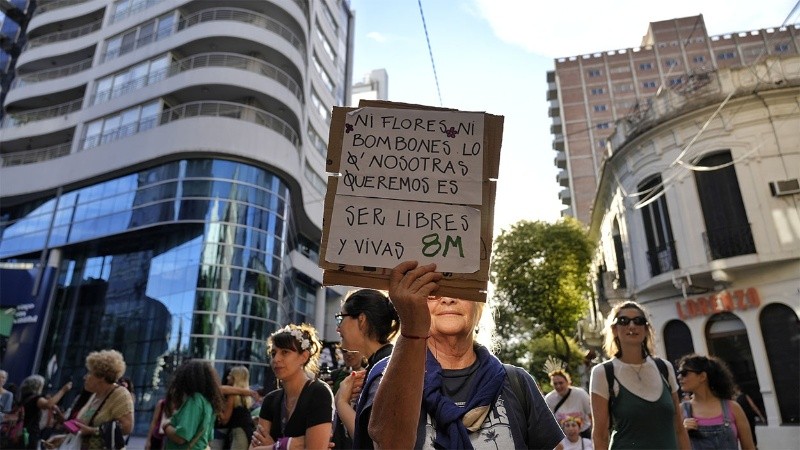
top-left (83, 370), bottom-right (109, 393)
top-left (427, 296), bottom-right (481, 338)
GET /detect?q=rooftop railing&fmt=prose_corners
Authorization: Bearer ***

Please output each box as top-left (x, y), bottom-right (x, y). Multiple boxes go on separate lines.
top-left (109, 0), bottom-right (165, 24)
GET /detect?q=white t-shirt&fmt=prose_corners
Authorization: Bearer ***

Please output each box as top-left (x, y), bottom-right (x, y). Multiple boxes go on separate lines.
top-left (544, 387), bottom-right (592, 432)
top-left (589, 357), bottom-right (678, 402)
top-left (560, 436), bottom-right (593, 450)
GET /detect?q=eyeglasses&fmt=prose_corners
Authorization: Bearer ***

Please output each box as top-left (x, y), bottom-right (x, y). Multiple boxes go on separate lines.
top-left (677, 368), bottom-right (702, 377)
top-left (614, 316), bottom-right (648, 326)
top-left (334, 312), bottom-right (359, 326)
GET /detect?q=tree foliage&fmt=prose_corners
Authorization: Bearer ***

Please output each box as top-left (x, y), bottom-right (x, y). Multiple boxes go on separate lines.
top-left (490, 218), bottom-right (594, 366)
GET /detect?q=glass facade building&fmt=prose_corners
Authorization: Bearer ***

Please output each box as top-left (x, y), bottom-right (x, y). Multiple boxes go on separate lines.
top-left (0, 0), bottom-right (354, 435)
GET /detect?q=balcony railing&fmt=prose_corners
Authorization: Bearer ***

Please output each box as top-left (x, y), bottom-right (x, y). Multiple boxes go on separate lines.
top-left (79, 101), bottom-right (299, 151)
top-left (1, 98), bottom-right (83, 128)
top-left (102, 8), bottom-right (305, 63)
top-left (10, 58), bottom-right (93, 88)
top-left (646, 240), bottom-right (679, 276)
top-left (25, 19), bottom-right (102, 49)
top-left (34, 0), bottom-right (90, 15)
top-left (109, 0), bottom-right (165, 24)
top-left (90, 53), bottom-right (303, 105)
top-left (1, 143), bottom-right (72, 167)
top-left (703, 224), bottom-right (756, 260)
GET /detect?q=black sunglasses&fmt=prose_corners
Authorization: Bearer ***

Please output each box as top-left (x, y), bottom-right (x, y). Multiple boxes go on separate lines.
top-left (677, 368), bottom-right (702, 377)
top-left (334, 312), bottom-right (359, 326)
top-left (614, 316), bottom-right (648, 326)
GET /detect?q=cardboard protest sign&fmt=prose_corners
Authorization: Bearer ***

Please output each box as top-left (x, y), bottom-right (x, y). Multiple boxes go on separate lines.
top-left (319, 100), bottom-right (503, 301)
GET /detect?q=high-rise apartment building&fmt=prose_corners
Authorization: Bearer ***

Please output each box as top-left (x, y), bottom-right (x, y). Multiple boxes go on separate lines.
top-left (1, 0), bottom-right (34, 117)
top-left (350, 67), bottom-right (387, 104)
top-left (548, 15), bottom-right (799, 224)
top-left (0, 0), bottom-right (354, 434)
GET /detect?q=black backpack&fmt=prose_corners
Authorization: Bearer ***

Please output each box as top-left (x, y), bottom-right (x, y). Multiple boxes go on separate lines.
top-left (603, 357), bottom-right (669, 431)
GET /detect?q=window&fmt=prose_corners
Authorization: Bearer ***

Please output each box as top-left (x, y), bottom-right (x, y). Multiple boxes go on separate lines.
top-left (775, 43), bottom-right (789, 52)
top-left (597, 139), bottom-right (606, 148)
top-left (718, 51), bottom-right (735, 60)
top-left (312, 53), bottom-right (335, 94)
top-left (590, 87), bottom-right (605, 95)
top-left (593, 105), bottom-right (607, 112)
top-left (93, 55), bottom-right (172, 105)
top-left (103, 13), bottom-right (175, 62)
top-left (663, 320), bottom-right (694, 365)
top-left (82, 101), bottom-right (161, 150)
top-left (638, 175), bottom-right (678, 276)
top-left (587, 69), bottom-right (601, 77)
top-left (760, 304), bottom-right (800, 424)
top-left (307, 126), bottom-right (327, 157)
top-left (304, 162), bottom-right (327, 193)
top-left (596, 122), bottom-right (610, 130)
top-left (693, 55), bottom-right (705, 63)
top-left (611, 220), bottom-right (626, 288)
top-left (669, 78), bottom-right (683, 86)
top-left (639, 62), bottom-right (653, 70)
top-left (315, 25), bottom-right (336, 62)
top-left (664, 58), bottom-right (679, 68)
top-left (643, 81), bottom-right (657, 88)
top-left (311, 90), bottom-right (330, 124)
top-left (695, 151), bottom-right (755, 259)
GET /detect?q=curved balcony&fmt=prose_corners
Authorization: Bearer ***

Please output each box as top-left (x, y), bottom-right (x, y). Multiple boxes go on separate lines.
top-left (1, 98), bottom-right (83, 128)
top-left (101, 8), bottom-right (305, 65)
top-left (24, 19), bottom-right (102, 50)
top-left (90, 53), bottom-right (303, 106)
top-left (1, 143), bottom-right (72, 167)
top-left (34, 0), bottom-right (91, 15)
top-left (10, 58), bottom-right (92, 88)
top-left (80, 101), bottom-right (299, 151)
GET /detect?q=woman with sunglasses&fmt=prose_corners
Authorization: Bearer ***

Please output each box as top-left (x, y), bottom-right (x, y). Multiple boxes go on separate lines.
top-left (590, 301), bottom-right (690, 450)
top-left (676, 354), bottom-right (755, 450)
top-left (332, 288), bottom-right (399, 448)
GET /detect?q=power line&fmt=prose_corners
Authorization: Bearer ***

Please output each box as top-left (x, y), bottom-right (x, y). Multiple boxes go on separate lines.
top-left (417, 0), bottom-right (443, 106)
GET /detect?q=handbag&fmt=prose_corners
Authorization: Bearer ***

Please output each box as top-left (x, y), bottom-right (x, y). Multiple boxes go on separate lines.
top-left (99, 419), bottom-right (126, 450)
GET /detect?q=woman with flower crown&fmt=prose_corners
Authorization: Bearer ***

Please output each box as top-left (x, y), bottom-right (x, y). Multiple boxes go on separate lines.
top-left (250, 323), bottom-right (333, 450)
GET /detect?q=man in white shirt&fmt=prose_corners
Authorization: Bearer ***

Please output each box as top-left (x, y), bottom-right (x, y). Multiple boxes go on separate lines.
top-left (545, 369), bottom-right (592, 439)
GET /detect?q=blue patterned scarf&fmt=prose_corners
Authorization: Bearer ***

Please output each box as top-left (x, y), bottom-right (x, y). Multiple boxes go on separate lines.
top-left (422, 345), bottom-right (505, 449)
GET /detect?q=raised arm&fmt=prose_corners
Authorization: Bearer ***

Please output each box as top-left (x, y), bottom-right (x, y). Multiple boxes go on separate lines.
top-left (368, 261), bottom-right (441, 449)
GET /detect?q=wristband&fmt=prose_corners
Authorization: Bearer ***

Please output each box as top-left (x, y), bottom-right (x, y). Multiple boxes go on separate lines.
top-left (400, 331), bottom-right (430, 339)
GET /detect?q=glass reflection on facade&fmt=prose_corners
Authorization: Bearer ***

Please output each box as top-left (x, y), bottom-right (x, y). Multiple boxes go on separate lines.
top-left (0, 159), bottom-right (315, 434)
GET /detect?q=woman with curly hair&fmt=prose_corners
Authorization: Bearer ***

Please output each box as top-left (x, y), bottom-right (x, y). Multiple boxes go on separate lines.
top-left (677, 354), bottom-right (755, 450)
top-left (251, 323), bottom-right (333, 450)
top-left (161, 360), bottom-right (225, 450)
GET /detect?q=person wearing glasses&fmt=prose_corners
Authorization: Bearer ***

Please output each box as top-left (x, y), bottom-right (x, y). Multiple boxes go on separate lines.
top-left (589, 301), bottom-right (690, 450)
top-left (332, 289), bottom-right (400, 448)
top-left (366, 261), bottom-right (564, 449)
top-left (676, 354), bottom-right (755, 450)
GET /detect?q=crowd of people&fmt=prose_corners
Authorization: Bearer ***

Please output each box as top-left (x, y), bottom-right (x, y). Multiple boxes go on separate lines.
top-left (0, 262), bottom-right (768, 450)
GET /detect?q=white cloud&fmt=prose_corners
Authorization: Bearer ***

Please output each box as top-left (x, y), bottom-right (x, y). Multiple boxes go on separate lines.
top-left (366, 31), bottom-right (389, 43)
top-left (473, 0), bottom-right (798, 58)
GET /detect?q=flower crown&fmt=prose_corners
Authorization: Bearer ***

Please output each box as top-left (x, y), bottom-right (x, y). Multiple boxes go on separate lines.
top-left (278, 325), bottom-right (311, 351)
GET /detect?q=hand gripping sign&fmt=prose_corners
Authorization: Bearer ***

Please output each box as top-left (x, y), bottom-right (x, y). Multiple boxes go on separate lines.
top-left (319, 100), bottom-right (503, 301)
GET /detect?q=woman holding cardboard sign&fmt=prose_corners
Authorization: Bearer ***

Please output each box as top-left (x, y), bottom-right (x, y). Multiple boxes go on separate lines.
top-left (363, 260), bottom-right (563, 449)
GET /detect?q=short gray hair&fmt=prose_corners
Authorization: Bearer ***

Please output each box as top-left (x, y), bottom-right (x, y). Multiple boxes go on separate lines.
top-left (20, 374), bottom-right (45, 397)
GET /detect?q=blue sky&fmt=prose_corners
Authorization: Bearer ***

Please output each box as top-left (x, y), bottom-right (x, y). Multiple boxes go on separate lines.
top-left (347, 0), bottom-right (799, 236)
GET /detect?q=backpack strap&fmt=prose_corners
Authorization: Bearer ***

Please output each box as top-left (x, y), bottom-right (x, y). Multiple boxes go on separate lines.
top-left (503, 364), bottom-right (530, 415)
top-left (653, 357), bottom-right (669, 382)
top-left (603, 361), bottom-right (615, 431)
top-left (681, 401), bottom-right (693, 418)
top-left (721, 399), bottom-right (732, 425)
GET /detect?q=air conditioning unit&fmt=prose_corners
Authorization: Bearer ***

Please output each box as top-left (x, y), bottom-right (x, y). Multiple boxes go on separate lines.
top-left (769, 179), bottom-right (800, 197)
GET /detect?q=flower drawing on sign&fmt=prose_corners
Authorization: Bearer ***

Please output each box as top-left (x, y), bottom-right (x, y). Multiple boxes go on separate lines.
top-left (345, 123), bottom-right (354, 133)
top-left (444, 126), bottom-right (458, 138)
